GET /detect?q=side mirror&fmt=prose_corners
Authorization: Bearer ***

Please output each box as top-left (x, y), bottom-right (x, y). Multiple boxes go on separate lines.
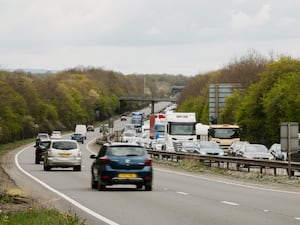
top-left (90, 154), bottom-right (97, 159)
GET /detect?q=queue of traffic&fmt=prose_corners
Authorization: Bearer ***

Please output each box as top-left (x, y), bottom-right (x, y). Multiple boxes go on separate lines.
top-left (33, 104), bottom-right (300, 190)
top-left (119, 105), bottom-right (297, 165)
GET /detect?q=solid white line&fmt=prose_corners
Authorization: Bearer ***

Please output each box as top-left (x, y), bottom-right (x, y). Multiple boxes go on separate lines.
top-left (15, 145), bottom-right (120, 225)
top-left (176, 191), bottom-right (189, 195)
top-left (295, 217), bottom-right (300, 220)
top-left (155, 168), bottom-right (300, 195)
top-left (221, 201), bottom-right (239, 206)
top-left (86, 137), bottom-right (98, 154)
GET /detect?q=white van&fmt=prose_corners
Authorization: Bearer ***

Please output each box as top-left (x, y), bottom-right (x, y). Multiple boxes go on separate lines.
top-left (75, 124), bottom-right (87, 139)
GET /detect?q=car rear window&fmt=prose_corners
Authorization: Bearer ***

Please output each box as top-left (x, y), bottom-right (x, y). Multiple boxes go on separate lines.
top-left (108, 146), bottom-right (146, 157)
top-left (52, 141), bottom-right (78, 150)
top-left (40, 141), bottom-right (51, 148)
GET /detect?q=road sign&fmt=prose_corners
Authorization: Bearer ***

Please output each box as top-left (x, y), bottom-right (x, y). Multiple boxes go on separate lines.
top-left (280, 122), bottom-right (298, 152)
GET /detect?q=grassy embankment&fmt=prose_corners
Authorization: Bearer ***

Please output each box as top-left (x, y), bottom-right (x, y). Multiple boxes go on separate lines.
top-left (153, 158), bottom-right (300, 187)
top-left (0, 139), bottom-right (86, 225)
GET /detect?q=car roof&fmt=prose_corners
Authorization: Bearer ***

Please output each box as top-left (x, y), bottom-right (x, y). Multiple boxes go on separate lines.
top-left (104, 142), bottom-right (144, 147)
top-left (51, 139), bottom-right (77, 143)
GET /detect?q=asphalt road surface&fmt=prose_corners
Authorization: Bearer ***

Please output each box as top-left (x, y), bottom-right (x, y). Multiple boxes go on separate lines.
top-left (4, 102), bottom-right (300, 225)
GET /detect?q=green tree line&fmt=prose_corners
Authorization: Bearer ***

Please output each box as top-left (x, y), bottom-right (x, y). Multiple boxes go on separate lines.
top-left (177, 51), bottom-right (300, 147)
top-left (0, 68), bottom-right (188, 144)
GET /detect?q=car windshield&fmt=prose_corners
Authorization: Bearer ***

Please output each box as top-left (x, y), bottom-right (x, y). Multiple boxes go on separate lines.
top-left (155, 125), bottom-right (165, 132)
top-left (210, 128), bottom-right (240, 139)
top-left (40, 141), bottom-right (51, 148)
top-left (108, 146), bottom-right (146, 157)
top-left (169, 123), bottom-right (196, 135)
top-left (52, 141), bottom-right (77, 150)
top-left (38, 134), bottom-right (48, 139)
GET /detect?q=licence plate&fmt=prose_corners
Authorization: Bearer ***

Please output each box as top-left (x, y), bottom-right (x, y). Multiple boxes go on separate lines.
top-left (59, 153), bottom-right (71, 157)
top-left (118, 173), bottom-right (137, 178)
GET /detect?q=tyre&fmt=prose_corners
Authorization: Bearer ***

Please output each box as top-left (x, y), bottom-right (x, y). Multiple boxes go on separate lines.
top-left (35, 157), bottom-right (40, 164)
top-left (91, 174), bottom-right (98, 189)
top-left (73, 165), bottom-right (81, 171)
top-left (97, 177), bottom-right (105, 191)
top-left (43, 164), bottom-right (51, 171)
top-left (145, 184), bottom-right (152, 191)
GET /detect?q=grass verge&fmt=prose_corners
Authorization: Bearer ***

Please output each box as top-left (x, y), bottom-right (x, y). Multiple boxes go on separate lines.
top-left (0, 208), bottom-right (86, 225)
top-left (0, 139), bottom-right (87, 225)
top-left (153, 158), bottom-right (300, 188)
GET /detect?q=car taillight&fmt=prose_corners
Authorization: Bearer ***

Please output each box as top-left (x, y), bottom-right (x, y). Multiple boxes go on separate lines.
top-left (100, 156), bottom-right (110, 165)
top-left (102, 175), bottom-right (110, 180)
top-left (145, 158), bottom-right (152, 166)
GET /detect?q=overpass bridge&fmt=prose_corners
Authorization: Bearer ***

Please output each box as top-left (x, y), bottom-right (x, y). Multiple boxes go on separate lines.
top-left (119, 96), bottom-right (176, 114)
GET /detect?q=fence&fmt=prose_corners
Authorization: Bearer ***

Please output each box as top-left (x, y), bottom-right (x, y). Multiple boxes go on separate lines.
top-left (147, 149), bottom-right (300, 176)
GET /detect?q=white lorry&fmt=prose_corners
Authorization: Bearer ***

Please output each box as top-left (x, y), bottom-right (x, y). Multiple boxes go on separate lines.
top-left (75, 124), bottom-right (87, 139)
top-left (164, 112), bottom-right (197, 152)
top-left (196, 123), bottom-right (209, 141)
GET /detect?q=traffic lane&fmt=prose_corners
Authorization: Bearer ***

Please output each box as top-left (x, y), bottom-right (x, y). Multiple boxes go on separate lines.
top-left (154, 168), bottom-right (300, 225)
top-left (17, 130), bottom-right (300, 225)
top-left (18, 141), bottom-right (300, 225)
top-left (19, 144), bottom-right (234, 225)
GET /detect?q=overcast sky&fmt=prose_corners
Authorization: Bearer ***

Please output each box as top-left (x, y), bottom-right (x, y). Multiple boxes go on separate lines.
top-left (0, 0), bottom-right (299, 76)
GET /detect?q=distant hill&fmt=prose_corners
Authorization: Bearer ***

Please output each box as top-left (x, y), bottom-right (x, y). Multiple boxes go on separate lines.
top-left (1, 67), bottom-right (57, 74)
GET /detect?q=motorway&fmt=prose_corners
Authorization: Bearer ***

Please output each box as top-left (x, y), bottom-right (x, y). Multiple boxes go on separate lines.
top-left (4, 102), bottom-right (300, 225)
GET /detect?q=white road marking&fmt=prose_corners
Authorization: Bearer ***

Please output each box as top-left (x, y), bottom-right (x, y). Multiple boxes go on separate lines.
top-left (221, 201), bottom-right (239, 206)
top-left (16, 146), bottom-right (120, 225)
top-left (155, 168), bottom-right (300, 195)
top-left (263, 209), bottom-right (269, 212)
top-left (86, 137), bottom-right (98, 154)
top-left (295, 217), bottom-right (300, 220)
top-left (176, 191), bottom-right (189, 195)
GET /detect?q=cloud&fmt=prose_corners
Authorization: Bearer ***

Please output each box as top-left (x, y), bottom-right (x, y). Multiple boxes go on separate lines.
top-left (0, 1), bottom-right (300, 75)
top-left (230, 4), bottom-right (271, 30)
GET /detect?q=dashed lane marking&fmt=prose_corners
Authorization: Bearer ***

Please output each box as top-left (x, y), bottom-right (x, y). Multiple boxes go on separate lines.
top-left (176, 191), bottom-right (189, 195)
top-left (221, 201), bottom-right (239, 206)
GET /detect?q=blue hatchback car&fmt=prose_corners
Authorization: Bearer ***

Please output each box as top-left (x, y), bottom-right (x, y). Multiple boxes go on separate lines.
top-left (71, 133), bottom-right (84, 144)
top-left (90, 142), bottom-right (153, 191)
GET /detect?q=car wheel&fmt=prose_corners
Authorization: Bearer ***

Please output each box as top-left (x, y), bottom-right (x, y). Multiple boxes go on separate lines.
top-left (44, 164), bottom-right (51, 171)
top-left (97, 177), bottom-right (105, 191)
top-left (74, 165), bottom-right (81, 171)
top-left (35, 157), bottom-right (40, 164)
top-left (145, 184), bottom-right (152, 191)
top-left (91, 175), bottom-right (98, 189)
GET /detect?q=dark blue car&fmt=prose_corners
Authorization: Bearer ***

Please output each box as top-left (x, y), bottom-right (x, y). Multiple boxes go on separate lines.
top-left (90, 142), bottom-right (153, 191)
top-left (71, 133), bottom-right (84, 144)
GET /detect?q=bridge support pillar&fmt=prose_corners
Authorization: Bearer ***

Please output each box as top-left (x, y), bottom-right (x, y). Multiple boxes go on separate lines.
top-left (151, 101), bottom-right (155, 114)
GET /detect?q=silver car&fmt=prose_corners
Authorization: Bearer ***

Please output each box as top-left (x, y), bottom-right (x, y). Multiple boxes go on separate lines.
top-left (228, 141), bottom-right (249, 156)
top-left (43, 139), bottom-right (82, 171)
top-left (195, 141), bottom-right (224, 156)
top-left (237, 144), bottom-right (274, 160)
